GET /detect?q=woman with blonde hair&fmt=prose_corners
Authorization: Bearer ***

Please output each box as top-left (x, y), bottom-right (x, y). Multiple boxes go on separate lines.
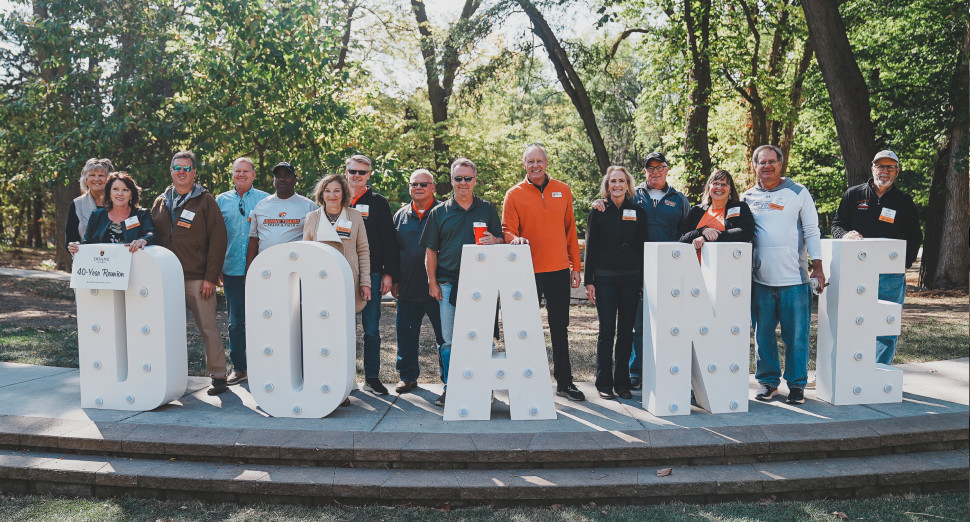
top-left (583, 166), bottom-right (648, 400)
top-left (65, 158), bottom-right (114, 251)
top-left (304, 174), bottom-right (371, 312)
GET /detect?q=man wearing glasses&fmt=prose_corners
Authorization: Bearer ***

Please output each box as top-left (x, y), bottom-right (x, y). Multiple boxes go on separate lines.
top-left (419, 158), bottom-right (503, 407)
top-left (502, 143), bottom-right (585, 402)
top-left (216, 158), bottom-right (269, 387)
top-left (830, 150), bottom-right (921, 365)
top-left (741, 144), bottom-right (825, 406)
top-left (346, 154), bottom-right (399, 396)
top-left (391, 169), bottom-right (446, 394)
top-left (591, 151), bottom-right (690, 391)
top-left (151, 150), bottom-right (229, 395)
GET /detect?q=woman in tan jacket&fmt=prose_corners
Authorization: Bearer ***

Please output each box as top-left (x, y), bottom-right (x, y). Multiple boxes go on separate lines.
top-left (304, 174), bottom-right (371, 313)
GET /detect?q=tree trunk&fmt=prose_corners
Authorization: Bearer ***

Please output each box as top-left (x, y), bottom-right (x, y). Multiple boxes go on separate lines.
top-left (919, 20), bottom-right (969, 290)
top-left (682, 0), bottom-right (712, 200)
top-left (802, 0), bottom-right (875, 187)
top-left (334, 0), bottom-right (356, 71)
top-left (516, 0), bottom-right (610, 175)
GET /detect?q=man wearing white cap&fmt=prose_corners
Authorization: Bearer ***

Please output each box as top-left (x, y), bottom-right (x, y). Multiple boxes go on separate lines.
top-left (831, 150), bottom-right (922, 365)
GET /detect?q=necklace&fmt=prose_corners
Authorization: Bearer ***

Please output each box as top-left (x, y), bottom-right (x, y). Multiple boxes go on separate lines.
top-left (325, 209), bottom-right (340, 223)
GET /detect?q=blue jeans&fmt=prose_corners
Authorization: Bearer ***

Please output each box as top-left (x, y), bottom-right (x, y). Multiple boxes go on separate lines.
top-left (437, 282), bottom-right (455, 385)
top-left (361, 272), bottom-right (383, 379)
top-left (629, 296), bottom-right (644, 379)
top-left (223, 274), bottom-right (247, 372)
top-left (593, 275), bottom-right (639, 393)
top-left (396, 298), bottom-right (445, 382)
top-left (876, 273), bottom-right (907, 365)
top-left (752, 281), bottom-right (811, 389)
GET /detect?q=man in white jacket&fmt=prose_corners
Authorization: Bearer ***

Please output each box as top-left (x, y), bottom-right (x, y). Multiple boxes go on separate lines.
top-left (741, 145), bottom-right (826, 405)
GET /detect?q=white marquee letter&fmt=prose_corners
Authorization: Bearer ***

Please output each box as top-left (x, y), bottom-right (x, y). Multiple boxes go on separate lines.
top-left (642, 242), bottom-right (752, 416)
top-left (76, 246), bottom-right (187, 410)
top-left (816, 239), bottom-right (904, 405)
top-left (246, 241), bottom-right (355, 418)
top-left (444, 245), bottom-right (556, 421)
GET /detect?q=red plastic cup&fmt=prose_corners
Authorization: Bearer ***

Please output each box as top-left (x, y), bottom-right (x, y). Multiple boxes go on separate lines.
top-left (473, 222), bottom-right (487, 244)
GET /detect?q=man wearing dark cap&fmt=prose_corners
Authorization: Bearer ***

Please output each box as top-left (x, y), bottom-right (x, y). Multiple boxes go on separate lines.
top-left (245, 162), bottom-right (318, 271)
top-left (592, 152), bottom-right (690, 389)
top-left (831, 150), bottom-right (922, 365)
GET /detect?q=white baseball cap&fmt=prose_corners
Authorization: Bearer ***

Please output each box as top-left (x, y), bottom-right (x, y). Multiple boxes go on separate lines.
top-left (872, 150), bottom-right (899, 163)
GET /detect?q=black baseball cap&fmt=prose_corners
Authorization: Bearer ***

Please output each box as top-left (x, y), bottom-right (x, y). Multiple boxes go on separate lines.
top-left (644, 152), bottom-right (667, 167)
top-left (272, 162), bottom-right (296, 177)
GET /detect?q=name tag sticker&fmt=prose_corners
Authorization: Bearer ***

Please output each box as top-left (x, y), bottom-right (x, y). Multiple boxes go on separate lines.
top-left (769, 197), bottom-right (785, 211)
top-left (356, 204), bottom-right (370, 218)
top-left (336, 219), bottom-right (352, 238)
top-left (879, 207), bottom-right (896, 223)
top-left (622, 209), bottom-right (637, 221)
top-left (177, 209), bottom-right (196, 228)
top-left (726, 207), bottom-right (741, 218)
top-left (551, 192), bottom-right (563, 198)
top-left (124, 216), bottom-right (140, 230)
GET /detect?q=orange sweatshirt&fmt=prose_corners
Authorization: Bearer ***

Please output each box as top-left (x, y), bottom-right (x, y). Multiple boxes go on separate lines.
top-left (502, 177), bottom-right (581, 273)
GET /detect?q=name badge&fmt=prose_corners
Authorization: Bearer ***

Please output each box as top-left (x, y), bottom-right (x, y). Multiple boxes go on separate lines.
top-left (336, 219), bottom-right (352, 238)
top-left (356, 204), bottom-right (370, 218)
top-left (878, 207), bottom-right (896, 223)
top-left (124, 216), bottom-right (140, 230)
top-left (769, 197), bottom-right (785, 211)
top-left (177, 209), bottom-right (196, 228)
top-left (551, 192), bottom-right (563, 198)
top-left (622, 209), bottom-right (637, 221)
top-left (726, 207), bottom-right (741, 218)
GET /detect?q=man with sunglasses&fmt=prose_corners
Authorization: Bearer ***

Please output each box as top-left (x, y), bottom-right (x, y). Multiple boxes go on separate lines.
top-left (419, 158), bottom-right (503, 407)
top-left (591, 151), bottom-right (690, 391)
top-left (346, 154), bottom-right (399, 396)
top-left (151, 150), bottom-right (229, 396)
top-left (391, 169), bottom-right (445, 394)
top-left (830, 150), bottom-right (921, 365)
top-left (502, 143), bottom-right (585, 402)
top-left (216, 158), bottom-right (269, 387)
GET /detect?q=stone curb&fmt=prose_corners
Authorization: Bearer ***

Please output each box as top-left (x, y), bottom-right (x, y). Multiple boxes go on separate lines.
top-left (0, 448), bottom-right (966, 505)
top-left (0, 413), bottom-right (966, 469)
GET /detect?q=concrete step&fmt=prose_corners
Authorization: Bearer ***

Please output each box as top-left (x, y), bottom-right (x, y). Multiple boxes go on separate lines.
top-left (1, 447), bottom-right (966, 506)
top-left (1, 413), bottom-right (966, 470)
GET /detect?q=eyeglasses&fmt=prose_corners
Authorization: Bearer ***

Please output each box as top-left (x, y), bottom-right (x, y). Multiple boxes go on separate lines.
top-left (757, 160), bottom-right (779, 167)
top-left (347, 169), bottom-right (370, 176)
top-left (873, 165), bottom-right (898, 172)
top-left (645, 165), bottom-right (668, 173)
top-left (171, 165), bottom-right (194, 172)
top-left (453, 176), bottom-right (475, 183)
top-left (410, 182), bottom-right (431, 188)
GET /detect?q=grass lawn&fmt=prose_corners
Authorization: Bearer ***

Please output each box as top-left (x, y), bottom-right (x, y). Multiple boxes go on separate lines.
top-left (1, 492), bottom-right (967, 521)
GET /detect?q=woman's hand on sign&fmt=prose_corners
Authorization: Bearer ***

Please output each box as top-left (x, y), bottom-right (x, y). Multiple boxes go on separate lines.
top-left (68, 242), bottom-right (80, 255)
top-left (127, 239), bottom-right (147, 252)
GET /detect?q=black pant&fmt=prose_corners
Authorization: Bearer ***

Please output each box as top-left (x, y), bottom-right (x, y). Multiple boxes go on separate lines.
top-left (535, 269), bottom-right (573, 387)
top-left (593, 274), bottom-right (639, 393)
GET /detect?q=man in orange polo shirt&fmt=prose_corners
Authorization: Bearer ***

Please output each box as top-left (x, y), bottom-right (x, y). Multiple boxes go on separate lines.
top-left (502, 143), bottom-right (585, 402)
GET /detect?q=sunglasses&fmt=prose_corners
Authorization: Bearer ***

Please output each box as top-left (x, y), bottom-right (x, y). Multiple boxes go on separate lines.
top-left (238, 199), bottom-right (245, 216)
top-left (347, 169), bottom-right (370, 176)
top-left (410, 182), bottom-right (431, 188)
top-left (453, 176), bottom-right (475, 183)
top-left (171, 165), bottom-right (194, 172)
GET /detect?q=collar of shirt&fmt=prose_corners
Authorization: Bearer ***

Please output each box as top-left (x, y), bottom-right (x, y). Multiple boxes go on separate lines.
top-left (528, 175), bottom-right (550, 193)
top-left (412, 199), bottom-right (435, 218)
top-left (351, 187), bottom-right (370, 207)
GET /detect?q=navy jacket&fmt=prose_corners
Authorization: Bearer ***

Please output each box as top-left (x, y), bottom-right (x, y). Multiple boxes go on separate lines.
top-left (631, 182), bottom-right (690, 242)
top-left (393, 200), bottom-right (441, 302)
top-left (82, 208), bottom-right (155, 245)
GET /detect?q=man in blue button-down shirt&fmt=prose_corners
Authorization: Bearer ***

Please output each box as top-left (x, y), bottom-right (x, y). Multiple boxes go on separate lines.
top-left (216, 157), bottom-right (269, 386)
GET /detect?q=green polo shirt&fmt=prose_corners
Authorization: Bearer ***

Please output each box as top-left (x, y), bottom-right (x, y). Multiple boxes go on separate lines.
top-left (419, 195), bottom-right (502, 278)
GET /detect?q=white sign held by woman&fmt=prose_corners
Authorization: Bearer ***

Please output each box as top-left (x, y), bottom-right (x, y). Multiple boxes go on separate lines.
top-left (70, 243), bottom-right (133, 290)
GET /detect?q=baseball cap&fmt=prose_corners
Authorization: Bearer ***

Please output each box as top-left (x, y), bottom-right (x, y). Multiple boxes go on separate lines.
top-left (273, 161), bottom-right (296, 177)
top-left (644, 152), bottom-right (668, 167)
top-left (872, 150), bottom-right (899, 164)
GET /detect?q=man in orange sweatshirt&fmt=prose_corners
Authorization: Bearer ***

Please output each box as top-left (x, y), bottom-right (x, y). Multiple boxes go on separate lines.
top-left (502, 143), bottom-right (585, 402)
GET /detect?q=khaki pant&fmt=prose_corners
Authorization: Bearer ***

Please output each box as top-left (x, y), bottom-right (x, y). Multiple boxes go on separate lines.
top-left (184, 279), bottom-right (227, 379)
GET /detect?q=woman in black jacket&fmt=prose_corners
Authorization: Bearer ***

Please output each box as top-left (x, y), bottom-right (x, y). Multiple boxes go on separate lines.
top-left (67, 172), bottom-right (154, 255)
top-left (584, 166), bottom-right (648, 400)
top-left (679, 169), bottom-right (754, 260)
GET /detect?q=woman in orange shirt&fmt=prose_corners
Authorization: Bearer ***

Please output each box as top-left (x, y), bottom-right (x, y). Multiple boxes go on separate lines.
top-left (679, 170), bottom-right (754, 261)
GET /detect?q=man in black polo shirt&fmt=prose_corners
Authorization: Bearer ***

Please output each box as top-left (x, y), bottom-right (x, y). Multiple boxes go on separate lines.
top-left (831, 149), bottom-right (922, 365)
top-left (419, 158), bottom-right (503, 407)
top-left (346, 154), bottom-right (400, 396)
top-left (392, 169), bottom-right (445, 394)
